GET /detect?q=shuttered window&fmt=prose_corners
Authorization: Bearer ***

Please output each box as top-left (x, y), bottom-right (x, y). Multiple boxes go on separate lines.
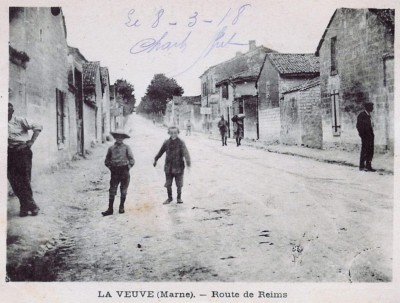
top-left (222, 83), bottom-right (229, 99)
top-left (330, 90), bottom-right (341, 136)
top-left (330, 36), bottom-right (338, 75)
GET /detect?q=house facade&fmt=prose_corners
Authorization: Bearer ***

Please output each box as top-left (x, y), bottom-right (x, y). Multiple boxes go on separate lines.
top-left (82, 61), bottom-right (103, 145)
top-left (9, 7), bottom-right (77, 172)
top-left (109, 85), bottom-right (124, 131)
top-left (316, 8), bottom-right (394, 151)
top-left (256, 53), bottom-right (320, 142)
top-left (281, 78), bottom-right (323, 148)
top-left (67, 46), bottom-right (88, 155)
top-left (199, 66), bottom-right (220, 133)
top-left (100, 67), bottom-right (111, 141)
top-left (216, 67), bottom-right (263, 140)
top-left (201, 41), bottom-right (276, 137)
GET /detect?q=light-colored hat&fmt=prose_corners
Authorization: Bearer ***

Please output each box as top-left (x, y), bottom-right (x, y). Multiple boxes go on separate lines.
top-left (110, 129), bottom-right (130, 138)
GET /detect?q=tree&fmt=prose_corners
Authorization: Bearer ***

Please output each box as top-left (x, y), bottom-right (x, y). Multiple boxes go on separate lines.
top-left (115, 79), bottom-right (136, 114)
top-left (142, 74), bottom-right (184, 114)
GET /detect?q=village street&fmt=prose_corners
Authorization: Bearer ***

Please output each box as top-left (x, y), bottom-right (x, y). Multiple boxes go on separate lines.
top-left (7, 114), bottom-right (393, 282)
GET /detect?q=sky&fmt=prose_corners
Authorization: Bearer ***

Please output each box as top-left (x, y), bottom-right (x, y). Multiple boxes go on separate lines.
top-left (61, 0), bottom-right (395, 102)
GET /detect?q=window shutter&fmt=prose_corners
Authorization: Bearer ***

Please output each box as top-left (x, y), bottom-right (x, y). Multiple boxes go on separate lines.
top-left (330, 90), bottom-right (341, 136)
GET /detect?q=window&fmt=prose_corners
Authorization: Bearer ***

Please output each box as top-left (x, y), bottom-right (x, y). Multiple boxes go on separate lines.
top-left (330, 36), bottom-right (338, 75)
top-left (239, 99), bottom-right (244, 114)
top-left (330, 90), bottom-right (341, 136)
top-left (56, 89), bottom-right (66, 146)
top-left (202, 82), bottom-right (207, 97)
top-left (222, 83), bottom-right (229, 99)
top-left (51, 7), bottom-right (61, 16)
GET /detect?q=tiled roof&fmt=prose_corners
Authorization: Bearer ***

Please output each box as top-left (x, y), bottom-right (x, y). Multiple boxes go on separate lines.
top-left (68, 46), bottom-right (88, 63)
top-left (83, 61), bottom-right (100, 87)
top-left (100, 67), bottom-right (109, 87)
top-left (283, 77), bottom-right (320, 94)
top-left (202, 46), bottom-right (276, 77)
top-left (267, 53), bottom-right (319, 75)
top-left (215, 46), bottom-right (275, 85)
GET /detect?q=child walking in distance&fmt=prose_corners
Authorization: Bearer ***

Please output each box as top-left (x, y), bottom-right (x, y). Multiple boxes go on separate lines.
top-left (154, 126), bottom-right (191, 204)
top-left (102, 129), bottom-right (135, 216)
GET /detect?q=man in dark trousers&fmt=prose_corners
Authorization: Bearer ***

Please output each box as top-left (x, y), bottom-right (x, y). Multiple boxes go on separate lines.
top-left (356, 102), bottom-right (375, 172)
top-left (217, 115), bottom-right (229, 146)
top-left (8, 103), bottom-right (42, 217)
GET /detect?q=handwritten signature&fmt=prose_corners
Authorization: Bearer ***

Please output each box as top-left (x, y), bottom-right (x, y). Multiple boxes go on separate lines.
top-left (126, 4), bottom-right (251, 75)
top-left (171, 26), bottom-right (247, 77)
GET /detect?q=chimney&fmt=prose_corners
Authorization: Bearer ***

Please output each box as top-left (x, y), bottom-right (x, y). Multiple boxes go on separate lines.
top-left (249, 40), bottom-right (256, 51)
top-left (236, 51), bottom-right (242, 57)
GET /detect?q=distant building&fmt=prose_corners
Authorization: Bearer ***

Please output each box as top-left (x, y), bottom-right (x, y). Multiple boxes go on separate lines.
top-left (200, 41), bottom-right (276, 136)
top-left (82, 61), bottom-right (103, 144)
top-left (216, 64), bottom-right (266, 140)
top-left (165, 96), bottom-right (201, 131)
top-left (109, 85), bottom-right (124, 131)
top-left (9, 7), bottom-right (77, 172)
top-left (281, 78), bottom-right (322, 148)
top-left (256, 53), bottom-right (319, 142)
top-left (100, 67), bottom-right (111, 141)
top-left (67, 46), bottom-right (89, 155)
top-left (316, 8), bottom-right (394, 152)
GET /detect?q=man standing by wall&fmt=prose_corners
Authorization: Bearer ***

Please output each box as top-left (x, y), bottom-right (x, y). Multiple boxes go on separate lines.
top-left (8, 103), bottom-right (43, 217)
top-left (356, 102), bottom-right (375, 172)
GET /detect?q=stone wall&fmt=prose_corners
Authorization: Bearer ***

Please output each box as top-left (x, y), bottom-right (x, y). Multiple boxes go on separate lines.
top-left (259, 108), bottom-right (281, 142)
top-left (299, 85), bottom-right (323, 148)
top-left (257, 58), bottom-right (280, 141)
top-left (280, 91), bottom-right (301, 145)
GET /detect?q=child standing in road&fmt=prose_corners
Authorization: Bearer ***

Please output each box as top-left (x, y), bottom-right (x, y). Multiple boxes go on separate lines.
top-left (154, 126), bottom-right (191, 204)
top-left (186, 120), bottom-right (192, 136)
top-left (102, 129), bottom-right (135, 216)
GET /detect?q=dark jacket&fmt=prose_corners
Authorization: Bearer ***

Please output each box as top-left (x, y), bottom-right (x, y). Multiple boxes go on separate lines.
top-left (105, 142), bottom-right (135, 168)
top-left (155, 138), bottom-right (191, 174)
top-left (356, 111), bottom-right (374, 139)
top-left (218, 120), bottom-right (229, 133)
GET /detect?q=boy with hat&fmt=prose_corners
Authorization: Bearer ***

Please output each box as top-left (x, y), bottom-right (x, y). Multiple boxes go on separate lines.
top-left (102, 129), bottom-right (135, 216)
top-left (153, 126), bottom-right (191, 204)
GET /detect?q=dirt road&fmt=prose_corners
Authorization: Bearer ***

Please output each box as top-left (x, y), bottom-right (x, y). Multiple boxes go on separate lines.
top-left (7, 114), bottom-right (393, 282)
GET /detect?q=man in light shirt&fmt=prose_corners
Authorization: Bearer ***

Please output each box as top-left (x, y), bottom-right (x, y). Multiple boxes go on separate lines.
top-left (8, 103), bottom-right (43, 217)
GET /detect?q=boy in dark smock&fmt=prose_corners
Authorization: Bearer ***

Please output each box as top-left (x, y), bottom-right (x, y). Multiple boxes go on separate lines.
top-left (154, 126), bottom-right (191, 204)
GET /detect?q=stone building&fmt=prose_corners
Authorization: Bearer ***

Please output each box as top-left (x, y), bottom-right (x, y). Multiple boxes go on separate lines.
top-left (109, 85), bottom-right (124, 131)
top-left (281, 78), bottom-right (322, 148)
top-left (216, 65), bottom-right (263, 140)
top-left (256, 53), bottom-right (319, 142)
top-left (67, 46), bottom-right (88, 155)
top-left (100, 67), bottom-right (111, 141)
top-left (316, 8), bottom-right (394, 152)
top-left (9, 7), bottom-right (77, 172)
top-left (164, 96), bottom-right (201, 131)
top-left (200, 41), bottom-right (276, 135)
top-left (82, 61), bottom-right (103, 145)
